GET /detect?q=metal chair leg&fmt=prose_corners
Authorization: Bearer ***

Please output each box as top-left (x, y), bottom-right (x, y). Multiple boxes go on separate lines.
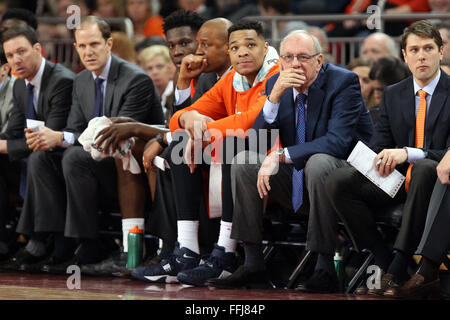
top-left (345, 252), bottom-right (374, 294)
top-left (286, 250), bottom-right (312, 289)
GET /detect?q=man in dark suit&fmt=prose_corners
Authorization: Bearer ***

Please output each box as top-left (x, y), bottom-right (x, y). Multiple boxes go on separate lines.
top-left (0, 24), bottom-right (74, 266)
top-left (13, 16), bottom-right (163, 273)
top-left (207, 29), bottom-right (373, 290)
top-left (80, 17), bottom-right (231, 276)
top-left (326, 20), bottom-right (450, 296)
top-left (384, 150), bottom-right (450, 299)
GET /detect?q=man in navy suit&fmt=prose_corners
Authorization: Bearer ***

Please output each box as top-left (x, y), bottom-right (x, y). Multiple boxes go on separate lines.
top-left (207, 29), bottom-right (373, 290)
top-left (326, 20), bottom-right (450, 296)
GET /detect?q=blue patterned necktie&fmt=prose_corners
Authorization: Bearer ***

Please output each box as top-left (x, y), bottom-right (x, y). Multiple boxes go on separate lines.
top-left (292, 93), bottom-right (306, 212)
top-left (26, 83), bottom-right (35, 119)
top-left (93, 77), bottom-right (105, 117)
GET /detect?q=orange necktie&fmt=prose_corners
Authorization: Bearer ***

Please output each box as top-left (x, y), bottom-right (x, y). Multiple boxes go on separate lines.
top-left (405, 89), bottom-right (427, 192)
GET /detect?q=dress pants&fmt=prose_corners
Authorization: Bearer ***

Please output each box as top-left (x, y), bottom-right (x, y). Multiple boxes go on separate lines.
top-left (416, 181), bottom-right (450, 264)
top-left (231, 150), bottom-right (349, 255)
top-left (0, 155), bottom-right (20, 241)
top-left (17, 146), bottom-right (119, 239)
top-left (326, 158), bottom-right (438, 255)
top-left (147, 140), bottom-right (222, 254)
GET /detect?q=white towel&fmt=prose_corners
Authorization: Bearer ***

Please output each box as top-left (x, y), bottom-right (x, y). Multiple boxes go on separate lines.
top-left (78, 116), bottom-right (141, 174)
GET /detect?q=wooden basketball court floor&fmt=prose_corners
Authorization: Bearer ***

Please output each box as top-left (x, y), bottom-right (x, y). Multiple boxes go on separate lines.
top-left (0, 271), bottom-right (387, 300)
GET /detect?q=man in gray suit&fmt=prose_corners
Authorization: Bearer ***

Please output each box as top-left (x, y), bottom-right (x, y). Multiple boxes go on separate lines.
top-left (0, 47), bottom-right (15, 135)
top-left (0, 44), bottom-right (17, 261)
top-left (0, 24), bottom-right (74, 266)
top-left (13, 16), bottom-right (163, 273)
top-left (384, 149), bottom-right (450, 299)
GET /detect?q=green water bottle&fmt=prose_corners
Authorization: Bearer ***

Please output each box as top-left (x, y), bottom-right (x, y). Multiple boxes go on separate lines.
top-left (334, 251), bottom-right (345, 293)
top-left (127, 225), bottom-right (143, 269)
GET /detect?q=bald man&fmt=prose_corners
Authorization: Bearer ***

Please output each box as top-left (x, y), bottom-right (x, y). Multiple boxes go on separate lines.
top-left (437, 24), bottom-right (450, 64)
top-left (361, 32), bottom-right (399, 62)
top-left (83, 18), bottom-right (234, 277)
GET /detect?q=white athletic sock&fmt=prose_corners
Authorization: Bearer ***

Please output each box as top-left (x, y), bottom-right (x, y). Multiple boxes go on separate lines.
top-left (217, 220), bottom-right (237, 253)
top-left (177, 220), bottom-right (200, 254)
top-left (122, 218), bottom-right (145, 252)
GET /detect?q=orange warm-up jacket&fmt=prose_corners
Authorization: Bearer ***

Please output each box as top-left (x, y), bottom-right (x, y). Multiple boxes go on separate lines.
top-left (169, 62), bottom-right (280, 138)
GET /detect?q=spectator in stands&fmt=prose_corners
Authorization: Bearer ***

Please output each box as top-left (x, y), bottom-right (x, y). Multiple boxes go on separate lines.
top-left (436, 22), bottom-right (450, 63)
top-left (0, 0), bottom-right (8, 20)
top-left (37, 0), bottom-right (90, 59)
top-left (332, 0), bottom-right (430, 37)
top-left (0, 44), bottom-right (17, 262)
top-left (360, 32), bottom-right (399, 62)
top-left (177, 0), bottom-right (215, 20)
top-left (126, 0), bottom-right (164, 43)
top-left (0, 8), bottom-right (38, 32)
top-left (369, 56), bottom-right (411, 105)
top-left (94, 0), bottom-right (126, 17)
top-left (347, 57), bottom-right (374, 108)
top-left (441, 60), bottom-right (450, 74)
top-left (0, 24), bottom-right (75, 270)
top-left (257, 0), bottom-right (308, 40)
top-left (385, 150), bottom-right (450, 299)
top-left (111, 31), bottom-right (136, 63)
top-left (11, 16), bottom-right (163, 275)
top-left (132, 20), bottom-right (280, 286)
top-left (135, 35), bottom-right (167, 66)
top-left (213, 0), bottom-right (260, 22)
top-left (139, 45), bottom-right (176, 122)
top-left (208, 29), bottom-right (373, 291)
top-left (325, 20), bottom-right (450, 296)
top-left (307, 26), bottom-right (336, 64)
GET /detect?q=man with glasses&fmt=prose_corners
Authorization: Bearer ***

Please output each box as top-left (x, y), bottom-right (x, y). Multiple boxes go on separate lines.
top-left (207, 30), bottom-right (373, 290)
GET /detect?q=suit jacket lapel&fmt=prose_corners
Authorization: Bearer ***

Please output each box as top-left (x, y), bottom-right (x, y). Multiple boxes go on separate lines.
top-left (280, 87), bottom-right (295, 146)
top-left (306, 68), bottom-right (325, 142)
top-left (401, 79), bottom-right (416, 147)
top-left (425, 72), bottom-right (448, 148)
top-left (104, 55), bottom-right (118, 117)
top-left (37, 60), bottom-right (53, 119)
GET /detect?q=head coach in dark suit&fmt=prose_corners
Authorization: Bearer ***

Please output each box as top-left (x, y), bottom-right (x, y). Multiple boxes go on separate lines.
top-left (10, 16), bottom-right (163, 273)
top-left (207, 29), bottom-right (374, 290)
top-left (326, 20), bottom-right (450, 296)
top-left (0, 24), bottom-right (74, 264)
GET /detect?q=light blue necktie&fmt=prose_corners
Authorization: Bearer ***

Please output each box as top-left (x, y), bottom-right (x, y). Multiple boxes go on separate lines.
top-left (292, 93), bottom-right (306, 212)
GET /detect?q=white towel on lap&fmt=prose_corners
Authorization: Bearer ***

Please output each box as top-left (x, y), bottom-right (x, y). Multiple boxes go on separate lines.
top-left (78, 116), bottom-right (141, 174)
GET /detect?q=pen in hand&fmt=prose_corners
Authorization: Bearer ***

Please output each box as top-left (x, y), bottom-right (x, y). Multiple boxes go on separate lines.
top-left (376, 158), bottom-right (382, 167)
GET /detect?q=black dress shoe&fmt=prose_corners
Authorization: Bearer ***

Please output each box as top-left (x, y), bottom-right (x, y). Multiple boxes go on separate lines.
top-left (0, 249), bottom-right (46, 272)
top-left (41, 256), bottom-right (80, 274)
top-left (295, 269), bottom-right (339, 293)
top-left (81, 251), bottom-right (127, 276)
top-left (205, 265), bottom-right (273, 289)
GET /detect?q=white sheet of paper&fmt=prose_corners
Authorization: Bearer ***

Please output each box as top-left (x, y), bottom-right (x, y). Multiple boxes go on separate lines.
top-left (152, 156), bottom-right (170, 171)
top-left (26, 119), bottom-right (45, 132)
top-left (347, 141), bottom-right (405, 198)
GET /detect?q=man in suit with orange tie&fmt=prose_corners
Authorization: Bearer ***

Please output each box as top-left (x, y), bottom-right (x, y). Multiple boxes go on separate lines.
top-left (326, 20), bottom-right (450, 296)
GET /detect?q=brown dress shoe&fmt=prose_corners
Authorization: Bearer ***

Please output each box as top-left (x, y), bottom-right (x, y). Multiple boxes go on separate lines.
top-left (384, 274), bottom-right (440, 299)
top-left (367, 273), bottom-right (399, 295)
top-left (355, 283), bottom-right (368, 295)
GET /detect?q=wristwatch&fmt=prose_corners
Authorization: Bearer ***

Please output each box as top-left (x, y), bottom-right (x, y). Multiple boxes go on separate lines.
top-left (156, 133), bottom-right (167, 148)
top-left (275, 148), bottom-right (285, 163)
